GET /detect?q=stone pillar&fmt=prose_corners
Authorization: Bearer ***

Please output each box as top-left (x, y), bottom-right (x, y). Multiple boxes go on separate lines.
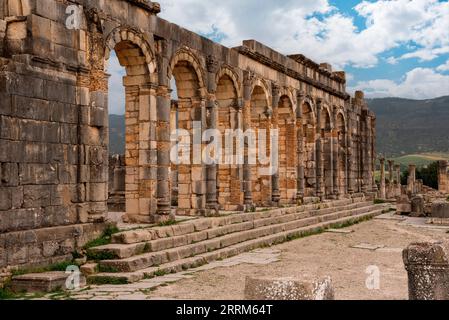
top-left (296, 92), bottom-right (305, 202)
top-left (403, 242), bottom-right (449, 300)
top-left (379, 157), bottom-right (386, 199)
top-left (395, 164), bottom-right (402, 196)
top-left (271, 84), bottom-right (281, 205)
top-left (407, 164), bottom-right (417, 195)
top-left (346, 106), bottom-right (354, 195)
top-left (332, 128), bottom-right (339, 198)
top-left (205, 56), bottom-right (219, 213)
top-left (155, 44), bottom-right (173, 222)
top-left (316, 99), bottom-right (324, 200)
top-left (242, 71), bottom-right (254, 210)
top-left (438, 161), bottom-right (449, 194)
top-left (387, 160), bottom-right (394, 198)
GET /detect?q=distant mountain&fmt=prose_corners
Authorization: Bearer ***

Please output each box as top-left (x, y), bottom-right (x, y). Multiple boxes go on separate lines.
top-left (108, 96), bottom-right (449, 157)
top-left (109, 114), bottom-right (125, 155)
top-left (367, 96), bottom-right (449, 157)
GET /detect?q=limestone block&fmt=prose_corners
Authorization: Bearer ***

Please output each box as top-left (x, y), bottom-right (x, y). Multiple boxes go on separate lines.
top-left (245, 276), bottom-right (334, 300)
top-left (431, 201), bottom-right (449, 219)
top-left (396, 195), bottom-right (411, 214)
top-left (11, 271), bottom-right (86, 293)
top-left (411, 195), bottom-right (425, 217)
top-left (1, 162), bottom-right (19, 186)
top-left (80, 263), bottom-right (99, 276)
top-left (23, 185), bottom-right (51, 208)
top-left (403, 242), bottom-right (449, 300)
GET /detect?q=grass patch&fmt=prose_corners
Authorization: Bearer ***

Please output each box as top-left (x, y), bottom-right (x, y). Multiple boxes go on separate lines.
top-left (86, 251), bottom-right (118, 262)
top-left (83, 226), bottom-right (120, 250)
top-left (87, 276), bottom-right (128, 286)
top-left (154, 269), bottom-right (168, 277)
top-left (374, 199), bottom-right (387, 204)
top-left (157, 220), bottom-right (179, 227)
top-left (98, 265), bottom-right (120, 273)
top-left (11, 260), bottom-right (81, 277)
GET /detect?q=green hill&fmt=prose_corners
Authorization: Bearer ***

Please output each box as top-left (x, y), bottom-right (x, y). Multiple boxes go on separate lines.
top-left (109, 114), bottom-right (125, 155)
top-left (367, 96), bottom-right (449, 157)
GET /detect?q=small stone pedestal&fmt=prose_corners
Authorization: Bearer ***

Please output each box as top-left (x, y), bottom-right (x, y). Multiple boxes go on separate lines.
top-left (244, 276), bottom-right (334, 300)
top-left (11, 271), bottom-right (86, 293)
top-left (403, 242), bottom-right (449, 300)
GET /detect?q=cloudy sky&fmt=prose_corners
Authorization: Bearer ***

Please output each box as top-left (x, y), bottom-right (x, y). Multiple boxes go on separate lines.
top-left (108, 0), bottom-right (449, 114)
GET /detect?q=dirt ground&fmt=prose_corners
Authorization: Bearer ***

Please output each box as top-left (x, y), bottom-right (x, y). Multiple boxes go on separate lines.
top-left (149, 216), bottom-right (449, 300)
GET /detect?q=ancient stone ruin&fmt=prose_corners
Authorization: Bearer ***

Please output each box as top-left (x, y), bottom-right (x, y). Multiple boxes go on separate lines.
top-left (0, 0), bottom-right (377, 273)
top-left (403, 241), bottom-right (449, 300)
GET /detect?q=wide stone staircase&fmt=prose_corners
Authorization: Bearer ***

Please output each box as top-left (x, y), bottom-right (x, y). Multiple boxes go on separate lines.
top-left (87, 196), bottom-right (390, 284)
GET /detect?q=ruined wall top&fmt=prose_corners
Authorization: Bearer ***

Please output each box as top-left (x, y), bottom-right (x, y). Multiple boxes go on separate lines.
top-left (124, 0), bottom-right (161, 14)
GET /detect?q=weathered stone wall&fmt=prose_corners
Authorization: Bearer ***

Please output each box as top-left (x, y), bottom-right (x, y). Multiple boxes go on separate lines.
top-left (0, 0), bottom-right (376, 268)
top-left (438, 161), bottom-right (449, 194)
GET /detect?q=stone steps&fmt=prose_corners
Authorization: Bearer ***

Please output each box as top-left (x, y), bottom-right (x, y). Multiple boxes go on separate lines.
top-left (88, 204), bottom-right (388, 285)
top-left (89, 200), bottom-right (385, 275)
top-left (89, 200), bottom-right (371, 260)
top-left (110, 198), bottom-right (358, 245)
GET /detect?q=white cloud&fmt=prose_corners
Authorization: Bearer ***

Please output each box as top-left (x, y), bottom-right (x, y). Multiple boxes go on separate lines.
top-left (158, 0), bottom-right (449, 69)
top-left (437, 59), bottom-right (449, 72)
top-left (348, 68), bottom-right (449, 99)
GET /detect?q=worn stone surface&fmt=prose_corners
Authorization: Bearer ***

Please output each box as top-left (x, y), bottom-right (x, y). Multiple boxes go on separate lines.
top-left (0, 0), bottom-right (376, 269)
top-left (11, 271), bottom-right (86, 293)
top-left (244, 276), bottom-right (334, 300)
top-left (403, 241), bottom-right (449, 300)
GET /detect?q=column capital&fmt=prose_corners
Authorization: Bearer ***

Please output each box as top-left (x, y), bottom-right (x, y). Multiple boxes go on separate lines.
top-left (206, 55), bottom-right (220, 74)
top-left (297, 90), bottom-right (306, 100)
top-left (272, 83), bottom-right (281, 97)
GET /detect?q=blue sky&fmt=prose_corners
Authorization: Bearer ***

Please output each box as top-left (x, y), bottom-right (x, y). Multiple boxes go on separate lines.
top-left (108, 0), bottom-right (449, 114)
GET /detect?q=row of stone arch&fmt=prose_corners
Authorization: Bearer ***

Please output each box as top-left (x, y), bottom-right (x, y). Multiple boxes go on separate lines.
top-left (101, 27), bottom-right (350, 220)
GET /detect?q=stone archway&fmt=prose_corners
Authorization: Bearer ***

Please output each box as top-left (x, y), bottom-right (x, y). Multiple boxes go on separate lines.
top-left (277, 95), bottom-right (296, 204)
top-left (321, 106), bottom-right (333, 198)
top-left (336, 112), bottom-right (348, 195)
top-left (216, 72), bottom-right (243, 210)
top-left (250, 84), bottom-right (271, 206)
top-left (302, 102), bottom-right (317, 197)
top-left (169, 50), bottom-right (207, 215)
top-left (104, 29), bottom-right (158, 223)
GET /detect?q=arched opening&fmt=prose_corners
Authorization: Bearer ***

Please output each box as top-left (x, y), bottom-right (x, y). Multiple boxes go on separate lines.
top-left (277, 95), bottom-right (296, 204)
top-left (250, 85), bottom-right (271, 206)
top-left (170, 59), bottom-right (205, 215)
top-left (302, 102), bottom-right (316, 197)
top-left (216, 74), bottom-right (243, 210)
top-left (336, 113), bottom-right (347, 195)
top-left (321, 108), bottom-right (333, 198)
top-left (106, 39), bottom-right (157, 223)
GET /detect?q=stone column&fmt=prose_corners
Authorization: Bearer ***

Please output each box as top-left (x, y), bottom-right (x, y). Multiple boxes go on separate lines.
top-left (379, 157), bottom-right (386, 199)
top-left (403, 242), bottom-right (449, 300)
top-left (438, 160), bottom-right (449, 193)
top-left (155, 43), bottom-right (173, 222)
top-left (395, 164), bottom-right (402, 196)
top-left (387, 160), bottom-right (394, 197)
top-left (242, 71), bottom-right (254, 210)
top-left (332, 128), bottom-right (339, 198)
top-left (271, 84), bottom-right (281, 205)
top-left (296, 92), bottom-right (305, 202)
top-left (346, 106), bottom-right (354, 195)
top-left (407, 164), bottom-right (417, 195)
top-left (205, 57), bottom-right (219, 213)
top-left (316, 99), bottom-right (324, 200)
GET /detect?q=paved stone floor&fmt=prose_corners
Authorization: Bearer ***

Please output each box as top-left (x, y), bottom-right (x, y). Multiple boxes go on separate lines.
top-left (36, 214), bottom-right (449, 300)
